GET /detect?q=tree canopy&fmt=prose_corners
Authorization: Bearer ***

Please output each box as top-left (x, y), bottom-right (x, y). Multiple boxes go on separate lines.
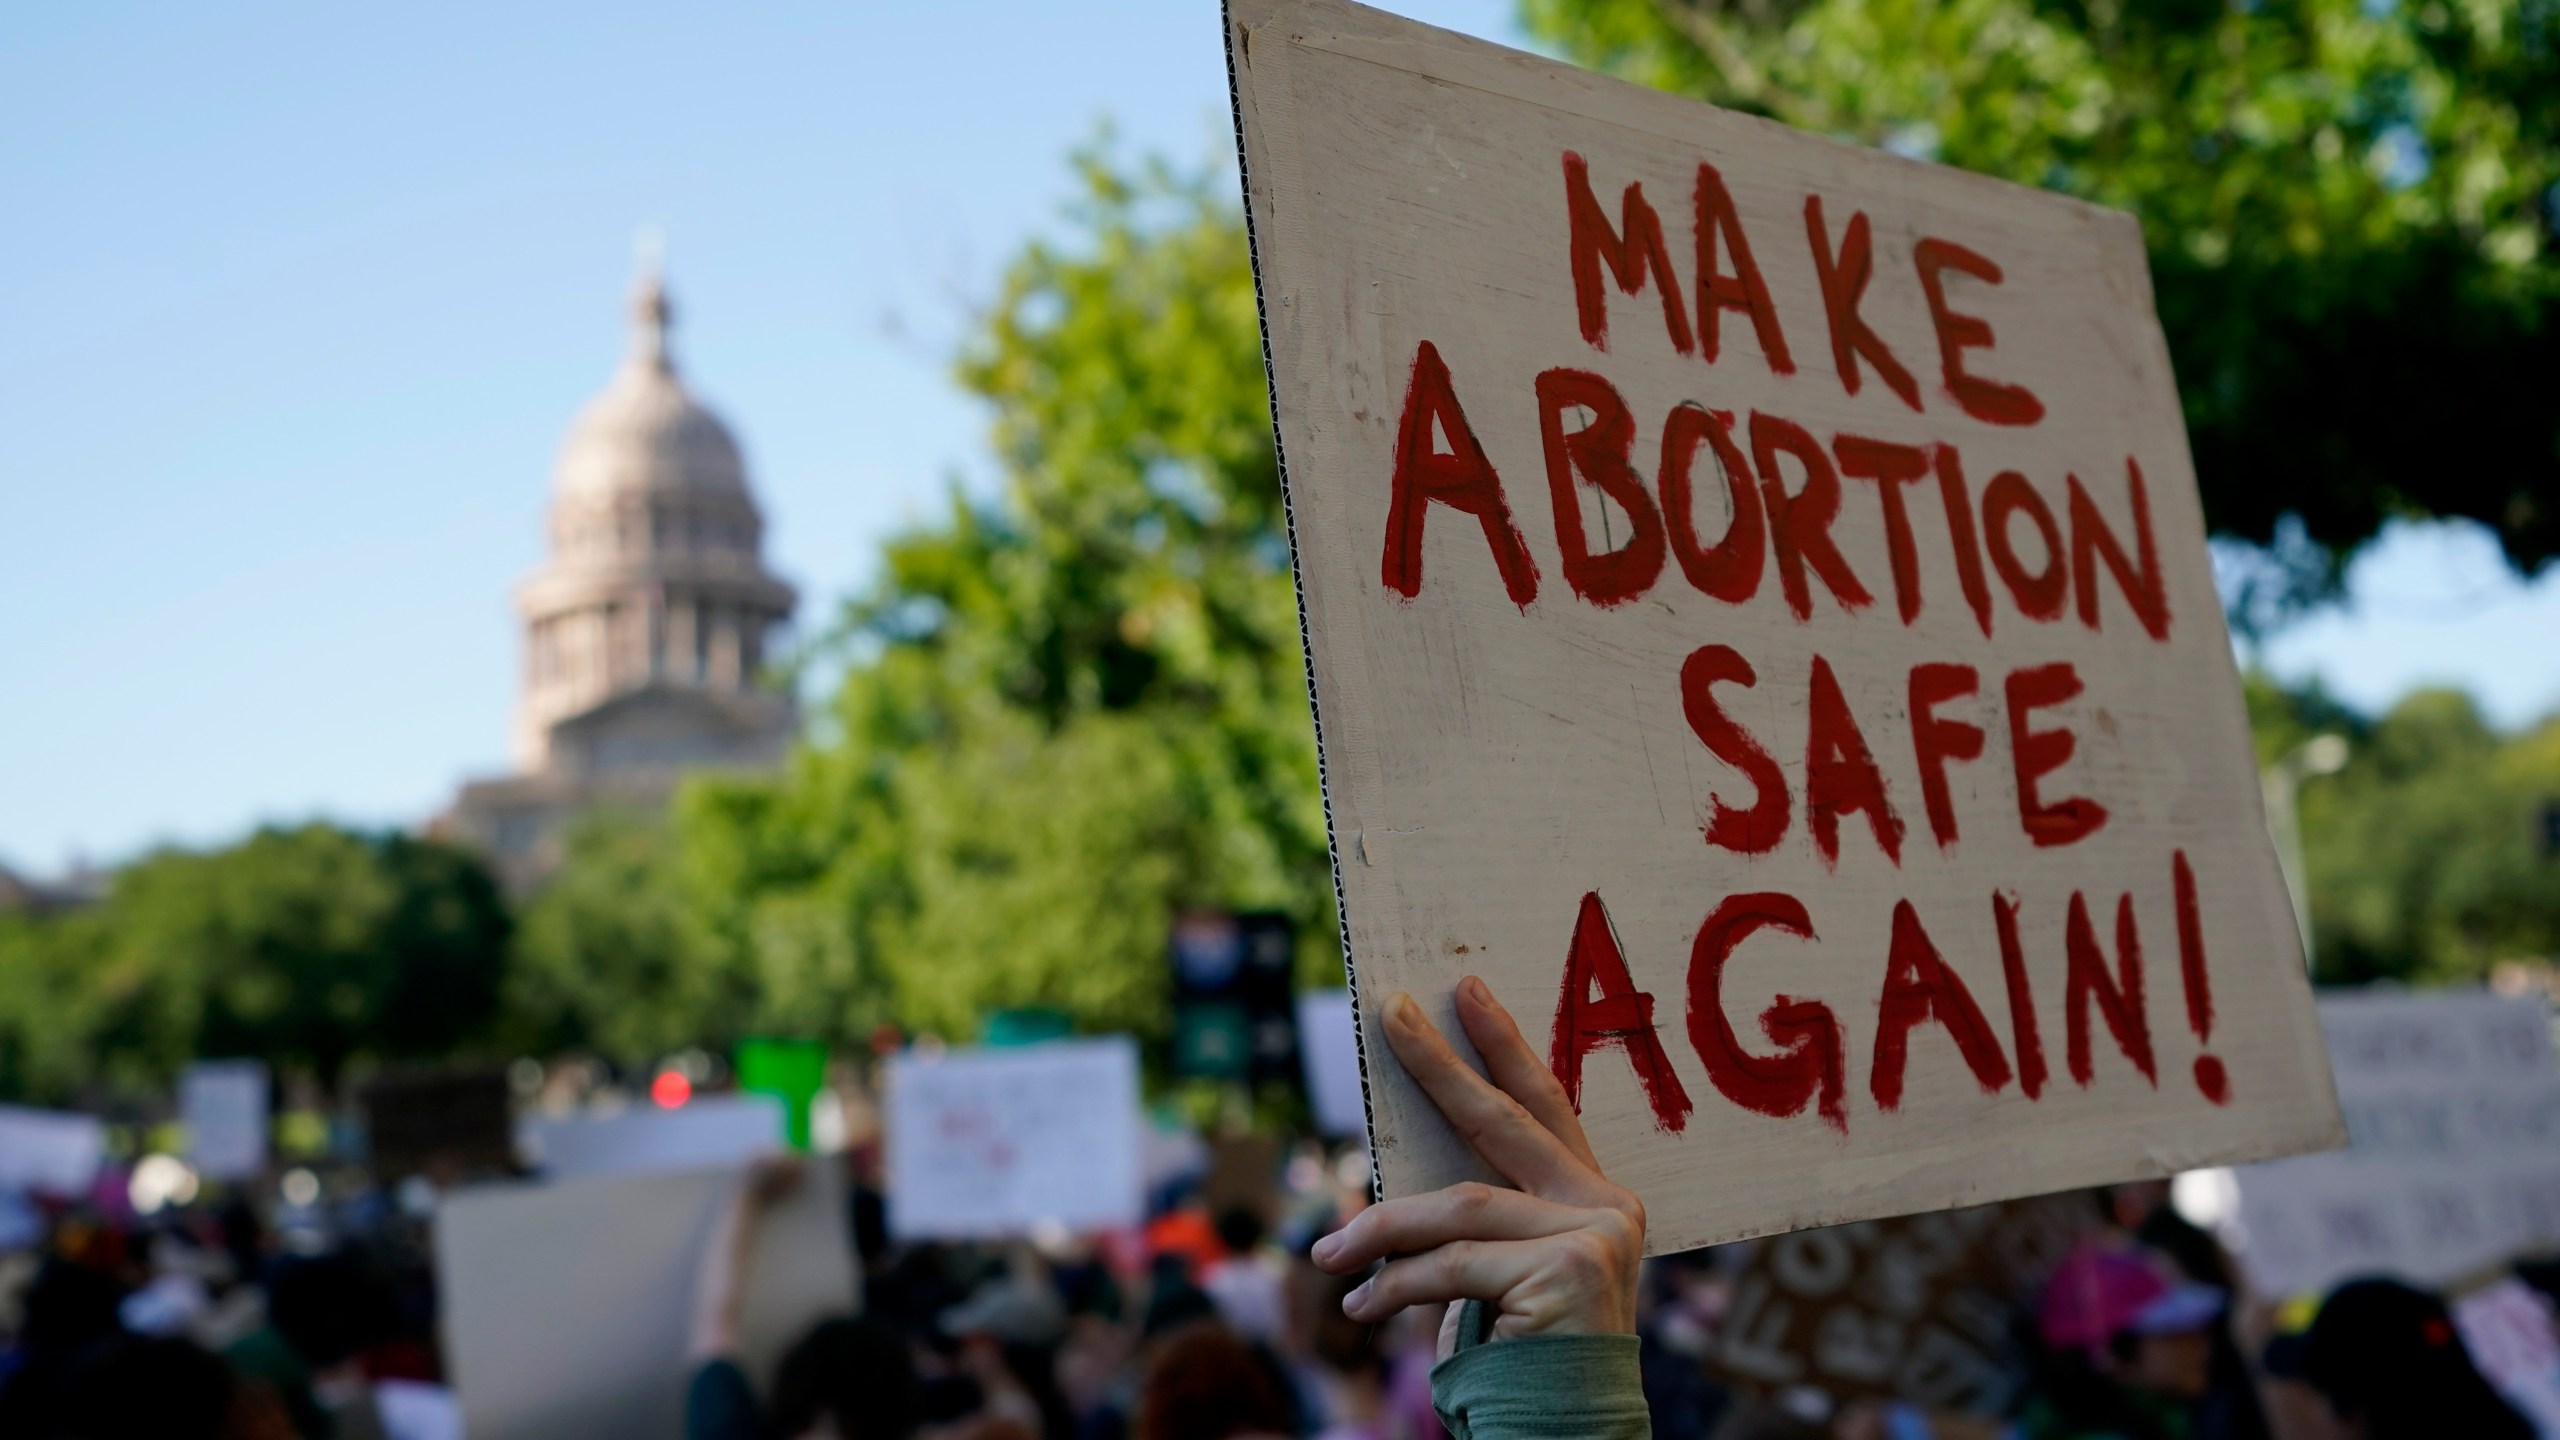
top-left (1522, 0), bottom-right (2559, 590)
top-left (2247, 677), bottom-right (2560, 982)
top-left (519, 152), bottom-right (1331, 1059)
top-left (0, 824), bottom-right (510, 1103)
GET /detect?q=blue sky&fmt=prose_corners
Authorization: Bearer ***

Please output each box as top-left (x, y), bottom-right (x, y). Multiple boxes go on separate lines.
top-left (4, 1), bottom-right (2555, 874)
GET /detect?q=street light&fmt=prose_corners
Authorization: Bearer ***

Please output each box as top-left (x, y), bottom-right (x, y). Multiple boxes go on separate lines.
top-left (2263, 733), bottom-right (2349, 973)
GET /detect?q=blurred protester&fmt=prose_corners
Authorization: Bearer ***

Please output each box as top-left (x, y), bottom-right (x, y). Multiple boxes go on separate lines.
top-left (0, 1257), bottom-right (125, 1436)
top-left (2019, 1243), bottom-right (2250, 1440)
top-left (941, 1272), bottom-right (1073, 1438)
top-left (687, 1158), bottom-right (921, 1440)
top-left (1134, 1322), bottom-right (1296, 1440)
top-left (2267, 1278), bottom-right (2531, 1440)
top-left (64, 1331), bottom-right (303, 1440)
top-left (1201, 1208), bottom-right (1287, 1346)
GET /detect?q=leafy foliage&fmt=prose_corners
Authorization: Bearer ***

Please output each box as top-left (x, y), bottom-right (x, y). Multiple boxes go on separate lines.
top-left (524, 151), bottom-right (1329, 1053)
top-left (2247, 676), bottom-right (2560, 982)
top-left (1523, 0), bottom-right (2560, 584)
top-left (0, 824), bottom-right (509, 1101)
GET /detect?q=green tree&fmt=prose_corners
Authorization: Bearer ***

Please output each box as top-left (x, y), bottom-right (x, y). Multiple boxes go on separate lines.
top-left (658, 150), bottom-right (1326, 1044)
top-left (0, 823), bottom-right (511, 1100)
top-left (504, 813), bottom-right (742, 1065)
top-left (1522, 0), bottom-right (2559, 590)
top-left (2247, 677), bottom-right (2560, 981)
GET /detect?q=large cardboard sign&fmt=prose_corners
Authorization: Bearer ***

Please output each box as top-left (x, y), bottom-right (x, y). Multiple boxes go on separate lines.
top-left (1227, 0), bottom-right (2340, 1250)
top-left (436, 1162), bottom-right (857, 1440)
top-left (884, 1037), bottom-right (1142, 1241)
top-left (2217, 991), bottom-right (2560, 1299)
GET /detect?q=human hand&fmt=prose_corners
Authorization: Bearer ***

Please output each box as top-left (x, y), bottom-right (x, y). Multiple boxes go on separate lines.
top-left (1309, 977), bottom-right (1644, 1342)
top-left (744, 1152), bottom-right (806, 1211)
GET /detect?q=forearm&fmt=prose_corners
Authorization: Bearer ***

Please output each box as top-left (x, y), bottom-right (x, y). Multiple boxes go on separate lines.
top-left (1431, 1311), bottom-right (1651, 1440)
top-left (688, 1183), bottom-right (757, 1360)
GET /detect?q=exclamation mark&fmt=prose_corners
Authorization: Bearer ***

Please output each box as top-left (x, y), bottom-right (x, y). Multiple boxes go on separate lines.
top-left (2173, 850), bottom-right (2230, 1105)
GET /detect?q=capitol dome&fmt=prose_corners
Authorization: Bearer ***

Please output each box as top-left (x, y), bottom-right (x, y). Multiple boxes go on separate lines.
top-left (506, 253), bottom-right (797, 775)
top-left (551, 273), bottom-right (750, 500)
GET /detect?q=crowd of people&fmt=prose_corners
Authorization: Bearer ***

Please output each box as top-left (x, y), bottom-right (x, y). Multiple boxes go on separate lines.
top-left (0, 984), bottom-right (2547, 1440)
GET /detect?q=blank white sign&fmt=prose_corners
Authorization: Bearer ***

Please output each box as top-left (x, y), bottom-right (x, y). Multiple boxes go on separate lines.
top-left (437, 1161), bottom-right (857, 1440)
top-left (520, 1093), bottom-right (786, 1181)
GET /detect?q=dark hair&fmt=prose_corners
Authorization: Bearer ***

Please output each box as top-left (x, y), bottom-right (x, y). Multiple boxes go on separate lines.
top-left (2303, 1279), bottom-right (2532, 1440)
top-left (267, 1250), bottom-right (392, 1370)
top-left (770, 1317), bottom-right (921, 1440)
top-left (64, 1335), bottom-right (237, 1440)
top-left (1136, 1322), bottom-right (1296, 1440)
top-left (1213, 1207), bottom-right (1266, 1256)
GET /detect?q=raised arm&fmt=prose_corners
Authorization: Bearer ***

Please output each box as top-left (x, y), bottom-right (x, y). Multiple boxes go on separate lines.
top-left (1310, 978), bottom-right (1652, 1440)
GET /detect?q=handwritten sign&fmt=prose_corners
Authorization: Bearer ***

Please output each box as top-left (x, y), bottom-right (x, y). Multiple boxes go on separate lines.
top-left (2218, 991), bottom-right (2560, 1299)
top-left (1712, 1193), bottom-right (2094, 1412)
top-left (884, 1037), bottom-right (1141, 1241)
top-left (1226, 0), bottom-right (2341, 1250)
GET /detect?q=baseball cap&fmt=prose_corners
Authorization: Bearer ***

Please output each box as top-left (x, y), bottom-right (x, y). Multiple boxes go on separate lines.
top-left (2040, 1243), bottom-right (2227, 1356)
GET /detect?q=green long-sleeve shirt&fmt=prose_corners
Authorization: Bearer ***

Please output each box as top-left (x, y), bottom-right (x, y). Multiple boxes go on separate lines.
top-left (1430, 1303), bottom-right (1653, 1440)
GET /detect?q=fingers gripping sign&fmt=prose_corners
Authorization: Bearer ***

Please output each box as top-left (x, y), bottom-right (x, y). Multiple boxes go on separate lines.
top-left (1311, 978), bottom-right (1645, 1347)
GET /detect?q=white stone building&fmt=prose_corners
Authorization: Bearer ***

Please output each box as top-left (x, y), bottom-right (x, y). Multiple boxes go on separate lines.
top-left (438, 258), bottom-right (796, 891)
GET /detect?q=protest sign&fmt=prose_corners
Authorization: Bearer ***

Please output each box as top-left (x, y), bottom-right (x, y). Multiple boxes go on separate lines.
top-left (2454, 1277), bottom-right (2560, 1439)
top-left (1710, 1192), bottom-right (2094, 1412)
top-left (885, 1037), bottom-right (1141, 1241)
top-left (361, 1065), bottom-right (513, 1181)
top-left (437, 1161), bottom-right (856, 1440)
top-left (0, 1106), bottom-right (106, 1197)
top-left (182, 1060), bottom-right (268, 1183)
top-left (736, 1039), bottom-right (828, 1150)
top-left (1297, 990), bottom-right (1369, 1139)
top-left (1226, 0), bottom-right (2341, 1250)
top-left (520, 1093), bottom-right (786, 1181)
top-left (2216, 991), bottom-right (2560, 1300)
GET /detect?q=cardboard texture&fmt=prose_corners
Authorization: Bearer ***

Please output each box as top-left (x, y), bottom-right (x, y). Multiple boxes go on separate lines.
top-left (1226, 0), bottom-right (2341, 1251)
top-left (436, 1162), bottom-right (857, 1440)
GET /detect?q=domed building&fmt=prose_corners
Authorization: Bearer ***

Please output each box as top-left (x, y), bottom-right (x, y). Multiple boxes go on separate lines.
top-left (438, 256), bottom-right (797, 891)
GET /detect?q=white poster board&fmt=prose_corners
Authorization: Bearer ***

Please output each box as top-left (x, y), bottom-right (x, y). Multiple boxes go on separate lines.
top-left (436, 1161), bottom-right (857, 1440)
top-left (0, 1105), bottom-right (107, 1197)
top-left (1298, 990), bottom-right (1370, 1140)
top-left (2217, 991), bottom-right (2560, 1300)
top-left (521, 1093), bottom-right (785, 1181)
top-left (1228, 0), bottom-right (2340, 1251)
top-left (182, 1060), bottom-right (269, 1183)
top-left (885, 1037), bottom-right (1141, 1241)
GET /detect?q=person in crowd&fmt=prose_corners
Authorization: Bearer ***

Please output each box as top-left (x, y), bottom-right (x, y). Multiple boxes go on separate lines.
top-left (686, 1157), bottom-right (922, 1440)
top-left (1201, 1208), bottom-right (1287, 1346)
top-left (1307, 978), bottom-right (1653, 1440)
top-left (1134, 1321), bottom-right (1297, 1440)
top-left (2267, 1278), bottom-right (2531, 1440)
top-left (2013, 1242), bottom-right (2249, 1440)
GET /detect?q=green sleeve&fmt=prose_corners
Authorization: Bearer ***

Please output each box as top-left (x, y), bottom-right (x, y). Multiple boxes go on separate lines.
top-left (1430, 1302), bottom-right (1652, 1440)
top-left (686, 1358), bottom-right (763, 1440)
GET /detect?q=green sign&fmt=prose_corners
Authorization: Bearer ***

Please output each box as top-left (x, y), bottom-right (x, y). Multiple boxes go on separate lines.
top-left (735, 1039), bottom-right (828, 1151)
